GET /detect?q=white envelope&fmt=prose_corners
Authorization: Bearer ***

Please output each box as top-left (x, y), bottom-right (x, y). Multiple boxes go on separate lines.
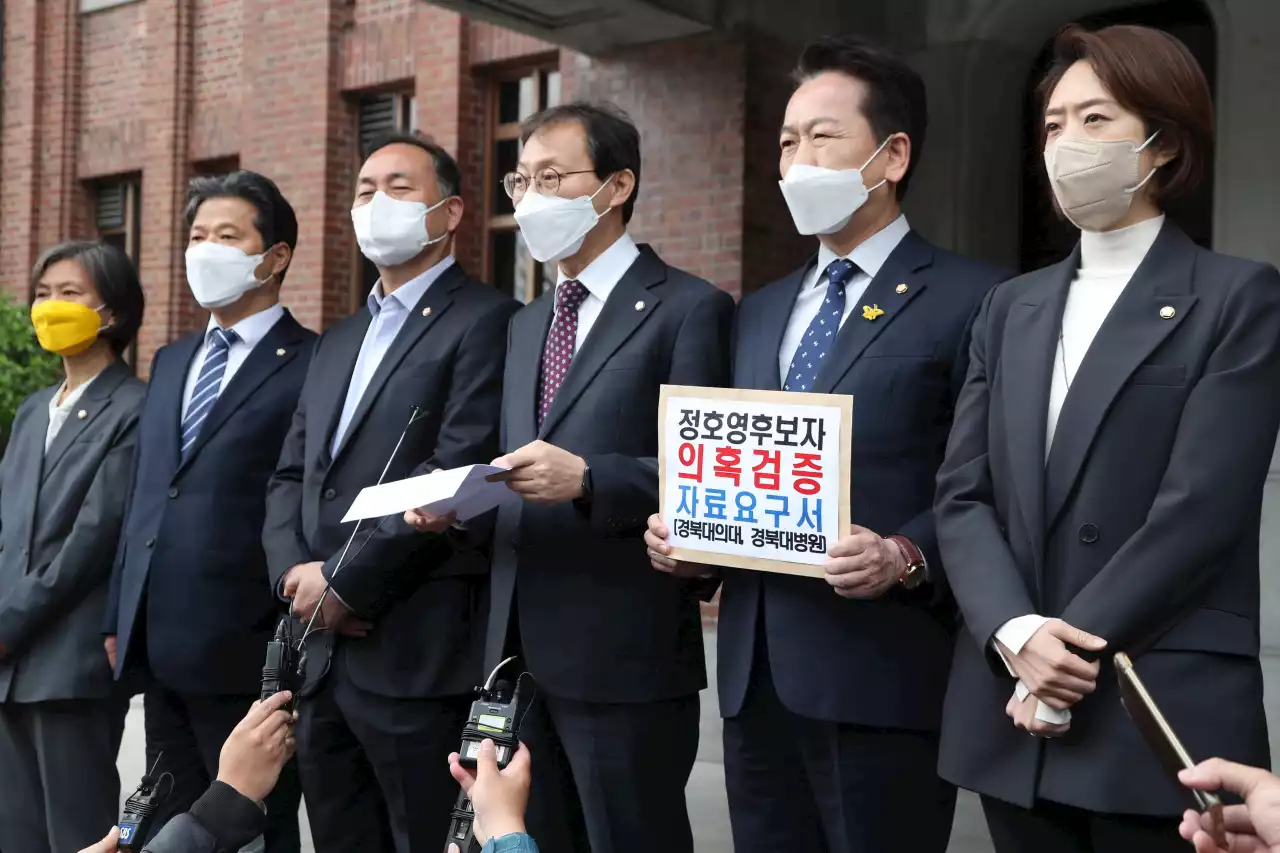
top-left (341, 464), bottom-right (516, 523)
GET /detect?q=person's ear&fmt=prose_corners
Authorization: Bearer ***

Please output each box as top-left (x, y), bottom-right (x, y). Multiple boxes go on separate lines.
top-left (882, 133), bottom-right (912, 187)
top-left (256, 243), bottom-right (291, 282)
top-left (443, 196), bottom-right (465, 233)
top-left (604, 170), bottom-right (636, 215)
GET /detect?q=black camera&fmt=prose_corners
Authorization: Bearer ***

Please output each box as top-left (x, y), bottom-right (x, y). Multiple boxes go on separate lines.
top-left (260, 618), bottom-right (305, 712)
top-left (118, 754), bottom-right (171, 851)
top-left (445, 658), bottom-right (528, 853)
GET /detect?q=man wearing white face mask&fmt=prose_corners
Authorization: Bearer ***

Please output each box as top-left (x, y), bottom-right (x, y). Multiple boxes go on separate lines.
top-left (105, 170), bottom-right (311, 851)
top-left (264, 133), bottom-right (518, 853)
top-left (642, 35), bottom-right (1007, 853)
top-left (405, 101), bottom-right (734, 853)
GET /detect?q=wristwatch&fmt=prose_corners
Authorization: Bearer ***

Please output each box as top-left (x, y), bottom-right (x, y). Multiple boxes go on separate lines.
top-left (887, 535), bottom-right (927, 590)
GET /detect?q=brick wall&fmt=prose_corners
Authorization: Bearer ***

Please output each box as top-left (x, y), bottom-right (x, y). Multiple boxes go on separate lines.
top-left (79, 2), bottom-right (147, 178)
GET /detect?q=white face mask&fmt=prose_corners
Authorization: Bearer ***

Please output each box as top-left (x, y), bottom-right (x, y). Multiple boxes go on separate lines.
top-left (779, 136), bottom-right (893, 236)
top-left (351, 191), bottom-right (450, 267)
top-left (513, 176), bottom-right (615, 263)
top-left (185, 242), bottom-right (271, 309)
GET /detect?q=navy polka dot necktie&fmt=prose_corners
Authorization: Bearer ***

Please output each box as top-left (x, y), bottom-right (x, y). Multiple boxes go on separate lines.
top-left (538, 279), bottom-right (590, 426)
top-left (784, 259), bottom-right (857, 392)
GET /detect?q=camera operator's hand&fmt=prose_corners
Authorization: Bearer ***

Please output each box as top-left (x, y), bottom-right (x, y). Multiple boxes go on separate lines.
top-left (216, 691), bottom-right (296, 803)
top-left (448, 739), bottom-right (532, 845)
top-left (77, 826), bottom-right (119, 853)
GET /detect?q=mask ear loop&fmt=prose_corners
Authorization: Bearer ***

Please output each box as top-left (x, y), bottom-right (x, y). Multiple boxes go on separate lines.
top-left (1126, 130), bottom-right (1162, 195)
top-left (422, 195), bottom-right (457, 247)
top-left (859, 135), bottom-right (896, 195)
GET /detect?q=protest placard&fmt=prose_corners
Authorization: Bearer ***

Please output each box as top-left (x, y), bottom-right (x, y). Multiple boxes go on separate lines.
top-left (658, 385), bottom-right (852, 578)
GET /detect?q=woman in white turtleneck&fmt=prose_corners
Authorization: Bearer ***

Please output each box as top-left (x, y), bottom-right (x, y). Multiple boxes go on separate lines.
top-left (934, 23), bottom-right (1280, 853)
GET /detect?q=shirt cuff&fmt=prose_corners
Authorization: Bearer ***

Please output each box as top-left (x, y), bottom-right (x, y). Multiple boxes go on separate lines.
top-left (1014, 681), bottom-right (1072, 724)
top-left (992, 614), bottom-right (1051, 676)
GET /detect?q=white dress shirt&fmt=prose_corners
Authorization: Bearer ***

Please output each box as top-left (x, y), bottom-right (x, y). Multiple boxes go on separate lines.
top-left (181, 303), bottom-right (287, 418)
top-left (45, 374), bottom-right (98, 452)
top-left (554, 232), bottom-right (641, 353)
top-left (778, 214), bottom-right (911, 383)
top-left (331, 255), bottom-right (456, 455)
top-left (995, 214), bottom-right (1165, 725)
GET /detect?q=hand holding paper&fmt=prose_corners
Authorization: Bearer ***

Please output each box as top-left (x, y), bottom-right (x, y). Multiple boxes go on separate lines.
top-left (342, 464), bottom-right (517, 525)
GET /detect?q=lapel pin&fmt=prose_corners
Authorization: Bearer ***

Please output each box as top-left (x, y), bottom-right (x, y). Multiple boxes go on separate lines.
top-left (422, 307), bottom-right (433, 317)
top-left (276, 348), bottom-right (286, 357)
top-left (1159, 305), bottom-right (1176, 320)
top-left (895, 283), bottom-right (908, 294)
top-left (862, 304), bottom-right (885, 321)
top-left (77, 409), bottom-right (88, 420)
top-left (634, 300), bottom-right (645, 311)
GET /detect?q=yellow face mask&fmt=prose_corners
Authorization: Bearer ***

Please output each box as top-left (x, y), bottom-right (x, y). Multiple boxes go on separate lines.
top-left (30, 300), bottom-right (106, 356)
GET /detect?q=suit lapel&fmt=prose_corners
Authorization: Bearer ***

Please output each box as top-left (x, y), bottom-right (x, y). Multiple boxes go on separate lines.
top-left (314, 312), bottom-right (370, 467)
top-left (537, 248), bottom-right (666, 440)
top-left (1044, 222), bottom-right (1198, 527)
top-left (811, 231), bottom-right (932, 394)
top-left (42, 361), bottom-right (130, 483)
top-left (1001, 256), bottom-right (1074, 577)
top-left (156, 331), bottom-right (203, 478)
top-left (332, 266), bottom-right (463, 461)
top-left (756, 262), bottom-right (812, 391)
top-left (509, 293), bottom-right (554, 449)
top-left (11, 388), bottom-right (52, 555)
top-left (176, 311), bottom-right (309, 473)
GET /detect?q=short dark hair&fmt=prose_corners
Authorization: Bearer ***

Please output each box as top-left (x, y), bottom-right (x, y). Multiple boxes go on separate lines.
top-left (792, 35), bottom-right (928, 200)
top-left (520, 101), bottom-right (642, 224)
top-left (185, 170), bottom-right (299, 282)
top-left (363, 132), bottom-right (462, 200)
top-left (1037, 24), bottom-right (1213, 204)
top-left (28, 241), bottom-right (145, 355)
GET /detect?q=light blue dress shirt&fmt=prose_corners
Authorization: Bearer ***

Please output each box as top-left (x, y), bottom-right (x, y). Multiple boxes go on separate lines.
top-left (330, 255), bottom-right (455, 455)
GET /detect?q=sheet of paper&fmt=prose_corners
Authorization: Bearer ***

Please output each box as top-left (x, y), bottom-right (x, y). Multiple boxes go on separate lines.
top-left (341, 464), bottom-right (515, 523)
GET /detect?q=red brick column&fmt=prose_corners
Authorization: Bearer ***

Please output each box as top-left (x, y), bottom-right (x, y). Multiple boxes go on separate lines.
top-left (242, 0), bottom-right (357, 331)
top-left (1, 0), bottom-right (45, 298)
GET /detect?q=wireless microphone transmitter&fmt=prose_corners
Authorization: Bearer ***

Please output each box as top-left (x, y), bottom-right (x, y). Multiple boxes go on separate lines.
top-left (261, 618), bottom-right (305, 713)
top-left (118, 753), bottom-right (171, 851)
top-left (445, 658), bottom-right (529, 853)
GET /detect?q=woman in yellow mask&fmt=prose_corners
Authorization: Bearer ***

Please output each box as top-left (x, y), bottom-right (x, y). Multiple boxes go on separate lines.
top-left (0, 241), bottom-right (146, 853)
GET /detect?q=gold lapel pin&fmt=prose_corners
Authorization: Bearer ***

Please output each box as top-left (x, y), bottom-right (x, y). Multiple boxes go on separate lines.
top-left (422, 307), bottom-right (433, 317)
top-left (77, 410), bottom-right (88, 420)
top-left (895, 283), bottom-right (908, 294)
top-left (635, 301), bottom-right (645, 311)
top-left (1160, 305), bottom-right (1176, 320)
top-left (862, 304), bottom-right (885, 321)
top-left (276, 348), bottom-right (286, 356)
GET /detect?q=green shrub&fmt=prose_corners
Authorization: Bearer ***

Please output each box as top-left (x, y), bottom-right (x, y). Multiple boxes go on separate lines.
top-left (0, 297), bottom-right (61, 453)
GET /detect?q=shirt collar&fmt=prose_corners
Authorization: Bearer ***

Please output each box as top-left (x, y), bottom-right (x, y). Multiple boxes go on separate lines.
top-left (49, 373), bottom-right (97, 416)
top-left (369, 255), bottom-right (456, 316)
top-left (814, 214), bottom-right (911, 287)
top-left (207, 303), bottom-right (286, 350)
top-left (556, 232), bottom-right (640, 304)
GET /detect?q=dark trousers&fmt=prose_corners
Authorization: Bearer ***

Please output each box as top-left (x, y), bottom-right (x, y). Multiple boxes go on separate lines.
top-left (723, 652), bottom-right (956, 853)
top-left (0, 697), bottom-right (128, 853)
top-left (982, 795), bottom-right (1187, 853)
top-left (294, 651), bottom-right (469, 853)
top-left (143, 683), bottom-right (302, 852)
top-left (520, 690), bottom-right (701, 853)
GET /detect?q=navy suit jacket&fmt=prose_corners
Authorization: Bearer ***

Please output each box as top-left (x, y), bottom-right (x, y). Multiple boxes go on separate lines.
top-left (717, 229), bottom-right (1005, 730)
top-left (106, 310), bottom-right (315, 695)
top-left (263, 264), bottom-right (518, 699)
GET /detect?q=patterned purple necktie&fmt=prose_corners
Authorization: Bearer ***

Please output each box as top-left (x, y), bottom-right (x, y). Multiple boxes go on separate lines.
top-left (538, 279), bottom-right (590, 426)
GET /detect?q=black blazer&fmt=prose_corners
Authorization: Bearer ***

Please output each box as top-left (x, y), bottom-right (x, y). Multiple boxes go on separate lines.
top-left (0, 360), bottom-right (144, 702)
top-left (484, 244), bottom-right (735, 704)
top-left (105, 310), bottom-right (315, 695)
top-left (263, 263), bottom-right (518, 699)
top-left (717, 229), bottom-right (1005, 730)
top-left (936, 222), bottom-right (1280, 815)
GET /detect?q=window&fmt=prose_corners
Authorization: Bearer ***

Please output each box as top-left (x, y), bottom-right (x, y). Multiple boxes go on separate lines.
top-left (92, 176), bottom-right (141, 367)
top-left (484, 67), bottom-right (562, 304)
top-left (353, 92), bottom-right (416, 304)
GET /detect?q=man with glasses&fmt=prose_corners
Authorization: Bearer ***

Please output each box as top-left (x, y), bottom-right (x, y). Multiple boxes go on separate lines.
top-left (409, 101), bottom-right (734, 853)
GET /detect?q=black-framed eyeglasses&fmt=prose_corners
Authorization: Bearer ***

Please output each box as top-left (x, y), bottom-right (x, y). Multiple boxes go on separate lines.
top-left (502, 168), bottom-right (596, 200)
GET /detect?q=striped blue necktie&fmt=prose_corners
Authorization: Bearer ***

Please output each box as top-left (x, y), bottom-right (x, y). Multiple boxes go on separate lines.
top-left (784, 259), bottom-right (858, 392)
top-left (181, 327), bottom-right (238, 459)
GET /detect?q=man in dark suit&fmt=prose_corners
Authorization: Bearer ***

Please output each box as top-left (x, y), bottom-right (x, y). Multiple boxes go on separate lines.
top-left (263, 133), bottom-right (518, 853)
top-left (647, 35), bottom-right (1005, 853)
top-left (411, 101), bottom-right (734, 853)
top-left (104, 170), bottom-right (310, 850)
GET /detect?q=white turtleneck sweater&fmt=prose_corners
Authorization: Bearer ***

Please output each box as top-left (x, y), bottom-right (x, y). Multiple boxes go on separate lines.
top-left (997, 213), bottom-right (1165, 725)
